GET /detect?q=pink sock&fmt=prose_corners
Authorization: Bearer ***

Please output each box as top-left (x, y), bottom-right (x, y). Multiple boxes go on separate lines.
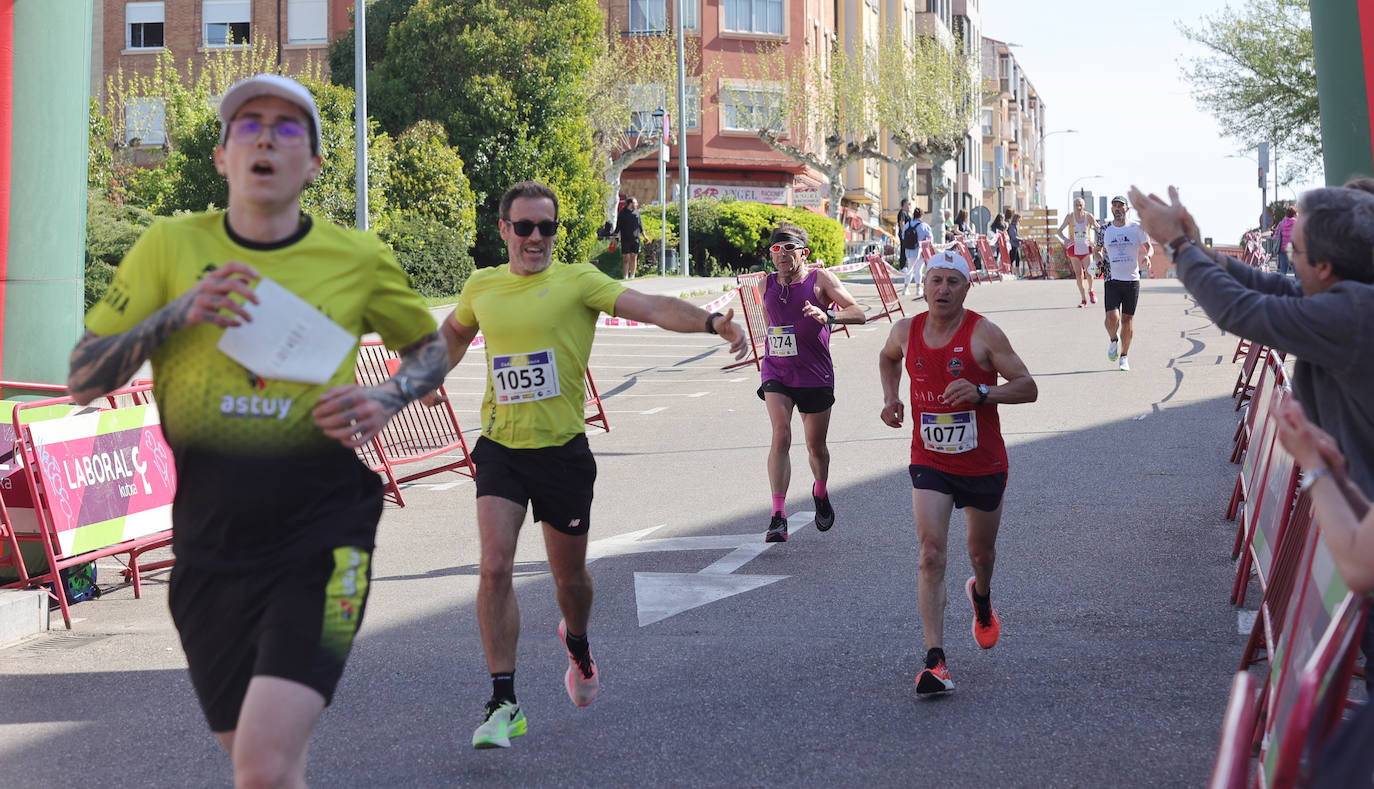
top-left (813, 480), bottom-right (828, 498)
top-left (771, 494), bottom-right (786, 516)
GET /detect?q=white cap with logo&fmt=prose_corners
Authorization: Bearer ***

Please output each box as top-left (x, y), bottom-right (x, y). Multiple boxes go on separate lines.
top-left (217, 74), bottom-right (322, 155)
top-left (926, 249), bottom-right (970, 280)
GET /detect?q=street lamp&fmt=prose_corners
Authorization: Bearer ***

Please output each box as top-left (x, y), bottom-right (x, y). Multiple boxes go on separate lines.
top-left (651, 108), bottom-right (668, 276)
top-left (1029, 129), bottom-right (1076, 209)
top-left (1067, 174), bottom-right (1103, 212)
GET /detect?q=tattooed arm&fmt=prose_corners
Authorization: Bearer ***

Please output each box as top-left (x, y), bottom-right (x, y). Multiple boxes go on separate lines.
top-left (312, 329), bottom-right (450, 449)
top-left (67, 261), bottom-right (261, 405)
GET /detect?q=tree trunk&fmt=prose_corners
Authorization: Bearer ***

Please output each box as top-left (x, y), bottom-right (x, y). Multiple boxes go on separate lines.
top-left (929, 152), bottom-right (951, 244)
top-left (604, 140), bottom-right (660, 227)
top-left (827, 171), bottom-right (845, 220)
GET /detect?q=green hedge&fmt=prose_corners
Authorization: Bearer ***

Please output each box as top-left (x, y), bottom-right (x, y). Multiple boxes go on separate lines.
top-left (84, 190), bottom-right (154, 309)
top-left (376, 211), bottom-right (475, 297)
top-left (651, 199), bottom-right (845, 275)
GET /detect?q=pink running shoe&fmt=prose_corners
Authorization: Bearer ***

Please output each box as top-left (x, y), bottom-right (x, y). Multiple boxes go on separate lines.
top-left (558, 619), bottom-right (599, 707)
top-left (1089, 291), bottom-right (1097, 304)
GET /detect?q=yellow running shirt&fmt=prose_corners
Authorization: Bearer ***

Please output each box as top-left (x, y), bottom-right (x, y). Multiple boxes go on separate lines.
top-left (84, 212), bottom-right (436, 455)
top-left (454, 262), bottom-right (626, 449)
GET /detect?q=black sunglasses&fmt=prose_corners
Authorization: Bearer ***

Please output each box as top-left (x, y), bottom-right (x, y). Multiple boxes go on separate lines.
top-left (506, 219), bottom-right (559, 237)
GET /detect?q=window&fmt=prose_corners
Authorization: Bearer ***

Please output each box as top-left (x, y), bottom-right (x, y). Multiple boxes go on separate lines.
top-left (980, 109), bottom-right (993, 136)
top-left (204, 0), bottom-right (251, 47)
top-left (629, 82), bottom-right (702, 134)
top-left (126, 2), bottom-right (164, 49)
top-left (125, 97), bottom-right (166, 146)
top-left (723, 0), bottom-right (784, 35)
top-left (720, 84), bottom-right (784, 132)
top-left (681, 0), bottom-right (699, 31)
top-left (628, 0), bottom-right (666, 33)
top-left (982, 161), bottom-right (993, 188)
top-left (287, 0), bottom-right (327, 44)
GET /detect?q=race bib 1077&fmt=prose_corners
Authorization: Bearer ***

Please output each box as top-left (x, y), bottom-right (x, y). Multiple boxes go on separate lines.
top-left (920, 410), bottom-right (978, 454)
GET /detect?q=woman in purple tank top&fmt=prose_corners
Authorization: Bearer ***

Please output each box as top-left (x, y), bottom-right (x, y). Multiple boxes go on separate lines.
top-left (756, 222), bottom-right (865, 543)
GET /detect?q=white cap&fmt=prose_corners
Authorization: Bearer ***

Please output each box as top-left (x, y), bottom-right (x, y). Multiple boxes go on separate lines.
top-left (218, 74), bottom-right (322, 154)
top-left (926, 249), bottom-right (970, 280)
top-left (1111, 195), bottom-right (1128, 205)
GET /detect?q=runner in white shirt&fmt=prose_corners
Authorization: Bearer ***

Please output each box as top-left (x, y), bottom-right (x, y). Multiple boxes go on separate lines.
top-left (1098, 195), bottom-right (1153, 371)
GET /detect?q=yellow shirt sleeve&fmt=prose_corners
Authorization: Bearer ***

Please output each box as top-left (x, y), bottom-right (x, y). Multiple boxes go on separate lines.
top-left (576, 264), bottom-right (627, 315)
top-left (361, 238), bottom-right (438, 350)
top-left (84, 220), bottom-right (171, 336)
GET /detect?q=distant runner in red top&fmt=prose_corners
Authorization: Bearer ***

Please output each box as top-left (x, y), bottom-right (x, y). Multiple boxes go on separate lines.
top-left (877, 249), bottom-right (1038, 696)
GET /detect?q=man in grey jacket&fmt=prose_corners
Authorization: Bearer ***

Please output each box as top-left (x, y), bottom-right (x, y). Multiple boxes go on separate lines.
top-left (1129, 183), bottom-right (1374, 498)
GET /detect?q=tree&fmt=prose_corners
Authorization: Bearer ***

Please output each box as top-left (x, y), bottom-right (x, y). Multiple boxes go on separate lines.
top-left (585, 32), bottom-right (717, 228)
top-left (326, 0), bottom-right (420, 89)
top-left (389, 120), bottom-right (477, 244)
top-left (741, 41), bottom-right (883, 221)
top-left (368, 0), bottom-right (605, 267)
top-left (873, 34), bottom-right (976, 243)
top-left (1178, 0), bottom-right (1319, 182)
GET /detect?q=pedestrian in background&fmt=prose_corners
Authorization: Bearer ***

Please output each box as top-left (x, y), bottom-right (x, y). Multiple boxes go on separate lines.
top-left (1275, 205), bottom-right (1298, 276)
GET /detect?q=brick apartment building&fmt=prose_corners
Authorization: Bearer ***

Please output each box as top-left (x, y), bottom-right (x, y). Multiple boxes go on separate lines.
top-left (93, 0), bottom-right (352, 145)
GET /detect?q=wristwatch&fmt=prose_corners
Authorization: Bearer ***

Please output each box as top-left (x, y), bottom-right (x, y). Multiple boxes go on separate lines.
top-left (1164, 235), bottom-right (1192, 262)
top-left (976, 384), bottom-right (990, 406)
top-left (393, 374), bottom-right (419, 402)
top-left (1300, 467), bottom-right (1333, 491)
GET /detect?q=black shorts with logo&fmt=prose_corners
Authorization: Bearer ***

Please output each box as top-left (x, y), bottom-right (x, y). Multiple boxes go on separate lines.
top-left (472, 434), bottom-right (597, 535)
top-left (757, 379), bottom-right (836, 415)
top-left (1103, 279), bottom-right (1141, 315)
top-left (169, 545), bottom-right (374, 733)
top-left (909, 464), bottom-right (1008, 512)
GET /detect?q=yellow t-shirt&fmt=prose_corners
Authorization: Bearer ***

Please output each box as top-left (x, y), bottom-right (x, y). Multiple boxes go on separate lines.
top-left (84, 212), bottom-right (437, 455)
top-left (454, 262), bottom-right (625, 449)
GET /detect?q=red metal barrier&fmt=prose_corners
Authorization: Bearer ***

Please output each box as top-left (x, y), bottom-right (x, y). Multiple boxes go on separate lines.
top-left (723, 274), bottom-right (766, 372)
top-left (1, 383), bottom-right (174, 628)
top-left (866, 255), bottom-right (905, 323)
top-left (354, 341), bottom-right (474, 508)
top-left (1021, 239), bottom-right (1051, 279)
top-left (1228, 356), bottom-right (1286, 525)
top-left (1233, 342), bottom-right (1268, 410)
top-left (996, 232), bottom-right (1013, 275)
top-left (1231, 395), bottom-right (1300, 607)
top-left (584, 369), bottom-right (609, 433)
top-left (1209, 671), bottom-right (1259, 789)
top-left (1239, 490), bottom-right (1314, 671)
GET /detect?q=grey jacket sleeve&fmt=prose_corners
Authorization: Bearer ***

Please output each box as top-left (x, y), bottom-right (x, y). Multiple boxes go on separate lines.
top-left (1174, 244), bottom-right (1366, 373)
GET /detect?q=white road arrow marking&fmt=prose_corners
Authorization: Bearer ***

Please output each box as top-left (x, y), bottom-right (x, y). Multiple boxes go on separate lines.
top-left (587, 514), bottom-right (815, 626)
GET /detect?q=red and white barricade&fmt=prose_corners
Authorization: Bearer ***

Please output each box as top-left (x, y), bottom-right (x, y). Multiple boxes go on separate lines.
top-left (866, 254), bottom-right (905, 323)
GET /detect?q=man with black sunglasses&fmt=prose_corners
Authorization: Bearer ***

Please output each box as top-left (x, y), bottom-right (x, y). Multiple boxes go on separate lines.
top-left (757, 223), bottom-right (865, 542)
top-left (68, 74), bottom-right (449, 787)
top-left (429, 181), bottom-right (748, 749)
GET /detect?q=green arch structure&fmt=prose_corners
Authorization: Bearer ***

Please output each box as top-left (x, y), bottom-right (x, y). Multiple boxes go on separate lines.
top-left (1311, 1), bottom-right (1374, 184)
top-left (0, 1), bottom-right (90, 388)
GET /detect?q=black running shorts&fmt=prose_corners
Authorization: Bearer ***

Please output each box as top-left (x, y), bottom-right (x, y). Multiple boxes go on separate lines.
top-left (471, 434), bottom-right (597, 535)
top-left (1103, 279), bottom-right (1141, 315)
top-left (169, 545), bottom-right (374, 732)
top-left (757, 379), bottom-right (836, 415)
top-left (909, 464), bottom-right (1008, 512)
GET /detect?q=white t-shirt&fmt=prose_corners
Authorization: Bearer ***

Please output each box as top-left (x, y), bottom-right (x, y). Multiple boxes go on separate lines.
top-left (1102, 222), bottom-right (1148, 281)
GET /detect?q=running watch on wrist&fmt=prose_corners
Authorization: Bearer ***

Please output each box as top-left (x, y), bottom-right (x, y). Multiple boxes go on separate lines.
top-left (705, 311), bottom-right (723, 335)
top-left (976, 384), bottom-right (990, 406)
top-left (393, 374), bottom-right (419, 402)
top-left (1300, 467), bottom-right (1333, 491)
top-left (826, 309), bottom-right (836, 326)
top-left (1164, 235), bottom-right (1192, 262)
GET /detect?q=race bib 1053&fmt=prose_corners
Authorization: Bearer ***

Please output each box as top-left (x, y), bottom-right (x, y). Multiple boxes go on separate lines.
top-left (491, 349), bottom-right (560, 404)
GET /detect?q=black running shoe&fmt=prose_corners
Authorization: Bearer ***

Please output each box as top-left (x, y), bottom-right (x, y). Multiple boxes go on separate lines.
top-left (765, 513), bottom-right (788, 543)
top-left (814, 494), bottom-right (835, 532)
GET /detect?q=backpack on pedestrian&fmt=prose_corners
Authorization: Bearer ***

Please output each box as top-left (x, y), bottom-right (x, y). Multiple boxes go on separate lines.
top-left (902, 220), bottom-right (921, 250)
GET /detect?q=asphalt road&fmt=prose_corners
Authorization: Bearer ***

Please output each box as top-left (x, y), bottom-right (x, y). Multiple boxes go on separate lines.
top-left (0, 273), bottom-right (1252, 788)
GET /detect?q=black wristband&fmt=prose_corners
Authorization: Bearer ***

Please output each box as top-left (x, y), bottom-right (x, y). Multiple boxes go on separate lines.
top-left (705, 311), bottom-right (723, 335)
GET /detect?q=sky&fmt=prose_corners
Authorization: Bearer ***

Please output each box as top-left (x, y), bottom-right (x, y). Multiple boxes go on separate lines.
top-left (981, 0), bottom-right (1321, 244)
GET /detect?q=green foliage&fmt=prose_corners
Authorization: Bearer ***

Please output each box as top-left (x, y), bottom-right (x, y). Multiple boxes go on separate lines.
top-left (660, 199), bottom-right (844, 275)
top-left (88, 99), bottom-right (113, 193)
top-left (369, 0), bottom-right (606, 267)
top-left (376, 211), bottom-right (475, 297)
top-left (1178, 0), bottom-right (1319, 180)
top-left (327, 0), bottom-right (419, 89)
top-left (84, 190), bottom-right (154, 309)
top-left (299, 79), bottom-right (393, 227)
top-left (390, 121), bottom-right (476, 242)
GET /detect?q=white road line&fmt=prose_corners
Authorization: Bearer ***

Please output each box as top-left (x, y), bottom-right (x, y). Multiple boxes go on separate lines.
top-left (600, 392), bottom-right (711, 398)
top-left (1237, 610), bottom-right (1258, 634)
top-left (640, 407), bottom-right (668, 415)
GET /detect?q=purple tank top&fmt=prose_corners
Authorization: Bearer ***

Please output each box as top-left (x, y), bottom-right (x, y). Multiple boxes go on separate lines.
top-left (760, 268), bottom-right (834, 388)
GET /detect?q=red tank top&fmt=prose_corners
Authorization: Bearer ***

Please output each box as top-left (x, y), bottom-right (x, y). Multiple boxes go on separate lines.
top-left (905, 310), bottom-right (1008, 474)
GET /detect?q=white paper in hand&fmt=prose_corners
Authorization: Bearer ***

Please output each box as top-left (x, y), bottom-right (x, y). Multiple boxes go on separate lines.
top-left (216, 277), bottom-right (356, 385)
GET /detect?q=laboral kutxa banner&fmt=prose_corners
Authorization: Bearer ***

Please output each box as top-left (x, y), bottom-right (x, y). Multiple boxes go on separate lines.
top-left (26, 404), bottom-right (175, 556)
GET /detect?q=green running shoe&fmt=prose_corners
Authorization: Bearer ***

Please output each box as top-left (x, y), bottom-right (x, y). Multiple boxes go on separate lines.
top-left (472, 700), bottom-right (527, 749)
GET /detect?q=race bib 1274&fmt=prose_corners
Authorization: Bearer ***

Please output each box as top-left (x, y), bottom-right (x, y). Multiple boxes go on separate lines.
top-left (767, 325), bottom-right (798, 357)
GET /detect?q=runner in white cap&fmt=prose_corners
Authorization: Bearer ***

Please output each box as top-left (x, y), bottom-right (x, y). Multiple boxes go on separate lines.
top-left (877, 249), bottom-right (1038, 696)
top-left (1098, 195), bottom-right (1153, 371)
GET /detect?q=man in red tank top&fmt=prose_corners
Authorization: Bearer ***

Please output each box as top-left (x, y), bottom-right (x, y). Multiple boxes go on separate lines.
top-left (878, 250), bottom-right (1039, 696)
